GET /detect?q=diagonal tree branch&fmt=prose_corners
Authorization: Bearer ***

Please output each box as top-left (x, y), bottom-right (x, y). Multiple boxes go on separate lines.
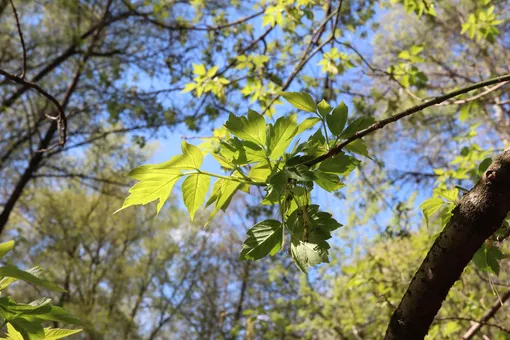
top-left (304, 73), bottom-right (510, 167)
top-left (384, 148), bottom-right (510, 339)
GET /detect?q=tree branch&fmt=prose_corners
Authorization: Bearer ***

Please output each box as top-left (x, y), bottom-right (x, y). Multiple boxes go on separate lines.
top-left (384, 148), bottom-right (510, 339)
top-left (304, 73), bottom-right (510, 167)
top-left (461, 288), bottom-right (510, 339)
top-left (8, 0), bottom-right (26, 79)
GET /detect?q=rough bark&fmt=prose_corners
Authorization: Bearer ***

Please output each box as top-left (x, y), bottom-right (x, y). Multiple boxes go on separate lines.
top-left (384, 148), bottom-right (510, 339)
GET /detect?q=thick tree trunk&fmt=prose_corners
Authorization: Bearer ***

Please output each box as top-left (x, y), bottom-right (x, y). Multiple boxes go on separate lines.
top-left (384, 148), bottom-right (510, 339)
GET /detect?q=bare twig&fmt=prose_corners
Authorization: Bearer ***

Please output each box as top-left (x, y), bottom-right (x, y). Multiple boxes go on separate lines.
top-left (0, 69), bottom-right (67, 146)
top-left (461, 289), bottom-right (510, 339)
top-left (437, 82), bottom-right (508, 106)
top-left (261, 1), bottom-right (344, 115)
top-left (9, 0), bottom-right (26, 79)
top-left (0, 0), bottom-right (67, 146)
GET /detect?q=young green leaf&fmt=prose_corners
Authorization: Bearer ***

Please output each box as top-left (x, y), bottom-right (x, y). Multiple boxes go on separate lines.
top-left (248, 163), bottom-right (272, 182)
top-left (9, 318), bottom-right (45, 340)
top-left (151, 141), bottom-right (203, 170)
top-left (239, 220), bottom-right (283, 261)
top-left (478, 157), bottom-right (492, 174)
top-left (344, 139), bottom-right (371, 159)
top-left (115, 168), bottom-right (182, 214)
top-left (287, 165), bottom-right (316, 182)
top-left (205, 179), bottom-right (242, 225)
top-left (296, 117), bottom-right (321, 135)
top-left (0, 240), bottom-right (15, 259)
top-left (290, 239), bottom-right (328, 273)
top-left (318, 153), bottom-right (360, 176)
top-left (472, 245), bottom-right (505, 275)
top-left (314, 171), bottom-right (345, 192)
top-left (419, 197), bottom-right (444, 227)
top-left (182, 174), bottom-right (210, 221)
top-left (35, 306), bottom-right (82, 325)
top-left (339, 117), bottom-right (375, 139)
top-left (268, 114), bottom-right (298, 159)
top-left (281, 92), bottom-right (317, 113)
top-left (224, 110), bottom-right (267, 147)
top-left (0, 265), bottom-right (65, 292)
top-left (317, 99), bottom-right (332, 117)
top-left (262, 170), bottom-right (288, 205)
top-left (43, 328), bottom-right (83, 340)
top-left (326, 102), bottom-right (348, 136)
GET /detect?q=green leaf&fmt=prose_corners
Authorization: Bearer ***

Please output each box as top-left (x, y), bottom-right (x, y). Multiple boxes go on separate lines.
top-left (43, 328), bottom-right (82, 340)
top-left (326, 102), bottom-right (348, 135)
top-left (287, 165), bottom-right (316, 182)
top-left (318, 153), bottom-right (360, 176)
top-left (239, 220), bottom-right (283, 261)
top-left (281, 92), bottom-right (317, 113)
top-left (35, 306), bottom-right (81, 325)
top-left (248, 163), bottom-right (272, 183)
top-left (459, 103), bottom-right (470, 123)
top-left (0, 267), bottom-right (43, 291)
top-left (144, 141), bottom-right (203, 170)
top-left (340, 117), bottom-right (375, 139)
top-left (478, 158), bottom-right (492, 174)
top-left (317, 99), bottom-right (332, 117)
top-left (182, 174), bottom-right (210, 221)
top-left (0, 240), bottom-right (15, 259)
top-left (314, 171), bottom-right (345, 192)
top-left (116, 168), bottom-right (182, 214)
top-left (290, 239), bottom-right (328, 273)
top-left (0, 265), bottom-right (65, 292)
top-left (205, 179), bottom-right (242, 225)
top-left (262, 170), bottom-right (288, 205)
top-left (224, 110), bottom-right (267, 147)
top-left (472, 245), bottom-right (504, 275)
top-left (419, 197), bottom-right (444, 227)
top-left (4, 323), bottom-right (23, 340)
top-left (0, 297), bottom-right (52, 316)
top-left (9, 318), bottom-right (45, 340)
top-left (344, 139), bottom-right (371, 159)
top-left (296, 117), bottom-right (321, 134)
top-left (268, 114), bottom-right (298, 159)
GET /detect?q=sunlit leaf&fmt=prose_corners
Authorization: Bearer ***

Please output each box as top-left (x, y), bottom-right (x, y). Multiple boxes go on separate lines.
top-left (182, 174), bottom-right (210, 221)
top-left (281, 92), bottom-right (317, 113)
top-left (239, 220), bottom-right (283, 261)
top-left (326, 102), bottom-right (348, 136)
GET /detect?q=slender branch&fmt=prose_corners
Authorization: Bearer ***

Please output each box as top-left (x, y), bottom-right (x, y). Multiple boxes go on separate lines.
top-left (304, 74), bottom-right (510, 167)
top-left (261, 2), bottom-right (344, 115)
top-left (434, 317), bottom-right (510, 336)
top-left (461, 289), bottom-right (510, 339)
top-left (0, 0), bottom-right (67, 146)
top-left (124, 0), bottom-right (264, 31)
top-left (437, 82), bottom-right (508, 106)
top-left (9, 0), bottom-right (26, 79)
top-left (0, 69), bottom-right (67, 146)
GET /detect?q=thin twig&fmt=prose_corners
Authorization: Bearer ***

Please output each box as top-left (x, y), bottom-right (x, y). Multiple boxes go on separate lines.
top-left (261, 1), bottom-right (344, 115)
top-left (437, 82), bottom-right (508, 106)
top-left (0, 69), bottom-right (67, 146)
top-left (303, 74), bottom-right (510, 167)
top-left (9, 0), bottom-right (26, 79)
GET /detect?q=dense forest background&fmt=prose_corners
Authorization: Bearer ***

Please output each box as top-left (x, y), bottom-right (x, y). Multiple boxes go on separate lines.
top-left (1, 0), bottom-right (510, 339)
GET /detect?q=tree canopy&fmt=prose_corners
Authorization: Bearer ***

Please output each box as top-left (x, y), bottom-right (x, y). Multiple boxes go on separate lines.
top-left (0, 0), bottom-right (510, 339)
